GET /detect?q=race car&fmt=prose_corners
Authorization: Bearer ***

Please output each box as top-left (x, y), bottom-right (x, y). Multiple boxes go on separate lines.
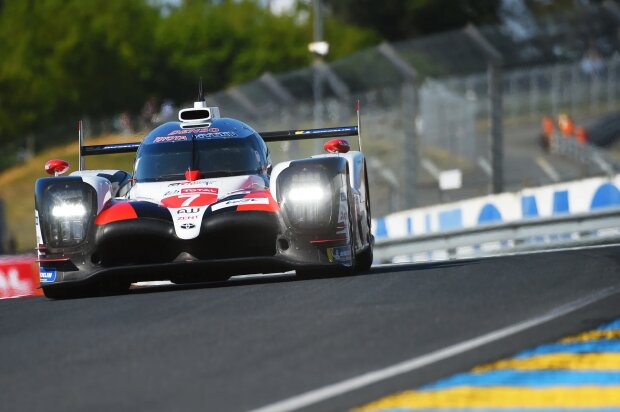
top-left (35, 97), bottom-right (374, 298)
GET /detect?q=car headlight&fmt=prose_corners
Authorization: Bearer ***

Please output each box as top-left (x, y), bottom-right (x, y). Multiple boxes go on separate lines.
top-left (287, 185), bottom-right (325, 203)
top-left (39, 181), bottom-right (96, 248)
top-left (52, 203), bottom-right (87, 218)
top-left (278, 168), bottom-right (333, 230)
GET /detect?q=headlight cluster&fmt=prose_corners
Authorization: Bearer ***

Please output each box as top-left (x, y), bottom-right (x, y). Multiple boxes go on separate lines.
top-left (279, 169), bottom-right (332, 230)
top-left (41, 183), bottom-right (95, 248)
top-left (287, 185), bottom-right (325, 203)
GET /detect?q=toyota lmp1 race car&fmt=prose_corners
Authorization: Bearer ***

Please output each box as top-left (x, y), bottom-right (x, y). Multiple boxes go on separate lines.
top-left (35, 97), bottom-right (374, 299)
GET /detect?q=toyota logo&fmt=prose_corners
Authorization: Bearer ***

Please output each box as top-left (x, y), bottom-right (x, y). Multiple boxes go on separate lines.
top-left (180, 223), bottom-right (195, 229)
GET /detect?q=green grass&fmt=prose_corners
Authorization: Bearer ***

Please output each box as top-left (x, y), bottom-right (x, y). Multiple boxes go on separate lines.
top-left (0, 134), bottom-right (140, 252)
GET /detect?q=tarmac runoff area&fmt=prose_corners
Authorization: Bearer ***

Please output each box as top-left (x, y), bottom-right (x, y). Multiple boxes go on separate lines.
top-left (356, 318), bottom-right (620, 411)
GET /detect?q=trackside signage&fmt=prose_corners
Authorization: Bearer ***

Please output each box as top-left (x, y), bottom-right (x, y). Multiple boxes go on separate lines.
top-left (373, 174), bottom-right (620, 239)
top-left (0, 256), bottom-right (41, 299)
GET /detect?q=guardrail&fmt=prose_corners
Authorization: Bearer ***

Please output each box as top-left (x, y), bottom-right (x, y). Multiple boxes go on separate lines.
top-left (550, 133), bottom-right (620, 176)
top-left (374, 207), bottom-right (620, 263)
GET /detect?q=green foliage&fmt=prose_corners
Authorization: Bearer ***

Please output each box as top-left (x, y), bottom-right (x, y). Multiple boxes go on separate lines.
top-left (0, 0), bottom-right (159, 147)
top-left (323, 16), bottom-right (381, 61)
top-left (0, 0), bottom-right (378, 156)
top-left (155, 0), bottom-right (312, 99)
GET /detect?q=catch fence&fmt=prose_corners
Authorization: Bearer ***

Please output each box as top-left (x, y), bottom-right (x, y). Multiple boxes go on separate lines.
top-left (71, 2), bottom-right (620, 218)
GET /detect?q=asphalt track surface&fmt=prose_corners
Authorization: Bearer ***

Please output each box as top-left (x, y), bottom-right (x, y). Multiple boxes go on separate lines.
top-left (1, 245), bottom-right (620, 412)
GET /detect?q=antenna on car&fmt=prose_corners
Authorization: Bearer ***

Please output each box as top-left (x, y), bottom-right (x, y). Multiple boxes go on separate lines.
top-left (178, 79), bottom-right (221, 126)
top-left (78, 120), bottom-right (85, 170)
top-left (197, 77), bottom-right (205, 103)
top-left (356, 100), bottom-right (363, 152)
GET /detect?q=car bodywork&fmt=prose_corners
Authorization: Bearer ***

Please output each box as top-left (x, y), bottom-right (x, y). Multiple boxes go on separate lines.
top-left (35, 101), bottom-right (373, 298)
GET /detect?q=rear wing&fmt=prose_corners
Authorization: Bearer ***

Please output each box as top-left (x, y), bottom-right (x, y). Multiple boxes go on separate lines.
top-left (259, 126), bottom-right (357, 142)
top-left (78, 125), bottom-right (360, 167)
top-left (78, 101), bottom-right (363, 170)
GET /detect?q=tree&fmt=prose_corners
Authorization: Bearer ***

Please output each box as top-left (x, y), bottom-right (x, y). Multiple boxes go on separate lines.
top-left (0, 0), bottom-right (378, 156)
top-left (0, 0), bottom-right (158, 145)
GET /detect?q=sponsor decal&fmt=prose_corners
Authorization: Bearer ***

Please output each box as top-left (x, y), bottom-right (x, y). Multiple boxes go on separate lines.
top-left (195, 132), bottom-right (238, 139)
top-left (164, 190), bottom-right (181, 196)
top-left (39, 268), bottom-right (57, 283)
top-left (180, 223), bottom-right (195, 229)
top-left (168, 128), bottom-right (218, 135)
top-left (0, 261), bottom-right (41, 298)
top-left (211, 197), bottom-right (269, 212)
top-left (154, 135), bottom-right (188, 143)
top-left (294, 127), bottom-right (356, 135)
top-left (327, 246), bottom-right (351, 263)
top-left (168, 181), bottom-right (213, 187)
top-left (177, 215), bottom-right (198, 221)
top-left (177, 208), bottom-right (201, 214)
top-left (180, 187), bottom-right (218, 194)
top-left (102, 143), bottom-right (140, 150)
top-left (162, 189), bottom-right (219, 208)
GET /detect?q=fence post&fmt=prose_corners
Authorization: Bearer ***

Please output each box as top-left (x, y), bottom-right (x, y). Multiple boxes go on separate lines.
top-left (603, 1), bottom-right (620, 113)
top-left (464, 25), bottom-right (504, 194)
top-left (259, 72), bottom-right (299, 158)
top-left (227, 87), bottom-right (260, 119)
top-left (377, 42), bottom-right (420, 208)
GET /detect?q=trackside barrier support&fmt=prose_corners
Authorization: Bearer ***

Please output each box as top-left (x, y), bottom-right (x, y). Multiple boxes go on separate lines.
top-left (0, 255), bottom-right (41, 299)
top-left (374, 207), bottom-right (620, 263)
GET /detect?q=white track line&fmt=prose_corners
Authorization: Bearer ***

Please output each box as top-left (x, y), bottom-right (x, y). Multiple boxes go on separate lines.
top-left (250, 283), bottom-right (620, 412)
top-left (535, 156), bottom-right (560, 182)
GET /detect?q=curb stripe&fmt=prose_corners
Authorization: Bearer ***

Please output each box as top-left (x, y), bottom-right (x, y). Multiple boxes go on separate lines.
top-left (356, 318), bottom-right (620, 412)
top-left (598, 319), bottom-right (620, 330)
top-left (562, 329), bottom-right (620, 342)
top-left (420, 370), bottom-right (620, 390)
top-left (473, 353), bottom-right (620, 371)
top-left (355, 386), bottom-right (620, 410)
top-left (514, 339), bottom-right (620, 357)
top-left (363, 409), bottom-right (620, 412)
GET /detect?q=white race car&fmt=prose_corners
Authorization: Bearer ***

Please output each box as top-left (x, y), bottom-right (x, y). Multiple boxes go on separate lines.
top-left (35, 97), bottom-right (374, 298)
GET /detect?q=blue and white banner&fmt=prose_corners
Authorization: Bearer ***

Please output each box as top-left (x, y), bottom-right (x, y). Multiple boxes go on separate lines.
top-left (373, 175), bottom-right (620, 239)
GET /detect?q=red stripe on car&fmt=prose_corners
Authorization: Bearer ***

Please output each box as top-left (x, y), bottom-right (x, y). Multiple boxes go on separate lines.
top-left (237, 190), bottom-right (279, 212)
top-left (310, 238), bottom-right (347, 244)
top-left (95, 202), bottom-right (138, 225)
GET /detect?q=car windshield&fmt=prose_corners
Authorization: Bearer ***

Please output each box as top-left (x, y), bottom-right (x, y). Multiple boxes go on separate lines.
top-left (134, 137), bottom-right (261, 182)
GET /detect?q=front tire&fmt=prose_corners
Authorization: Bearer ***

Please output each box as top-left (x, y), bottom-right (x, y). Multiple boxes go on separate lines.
top-left (355, 169), bottom-right (373, 272)
top-left (295, 170), bottom-right (356, 279)
top-left (355, 240), bottom-right (374, 272)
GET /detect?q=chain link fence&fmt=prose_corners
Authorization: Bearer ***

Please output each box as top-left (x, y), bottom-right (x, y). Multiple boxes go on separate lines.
top-left (191, 2), bottom-right (620, 218)
top-left (41, 2), bottom-right (613, 219)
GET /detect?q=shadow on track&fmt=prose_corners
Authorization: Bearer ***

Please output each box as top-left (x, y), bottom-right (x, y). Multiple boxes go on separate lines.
top-left (125, 258), bottom-right (483, 297)
top-left (127, 271), bottom-right (299, 296)
top-left (368, 258), bottom-right (482, 275)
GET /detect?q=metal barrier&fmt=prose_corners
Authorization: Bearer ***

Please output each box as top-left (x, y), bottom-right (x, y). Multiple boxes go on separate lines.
top-left (374, 207), bottom-right (620, 263)
top-left (550, 132), bottom-right (620, 176)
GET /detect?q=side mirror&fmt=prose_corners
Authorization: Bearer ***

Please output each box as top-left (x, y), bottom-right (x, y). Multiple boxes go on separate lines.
top-left (323, 138), bottom-right (350, 154)
top-left (45, 159), bottom-right (70, 176)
